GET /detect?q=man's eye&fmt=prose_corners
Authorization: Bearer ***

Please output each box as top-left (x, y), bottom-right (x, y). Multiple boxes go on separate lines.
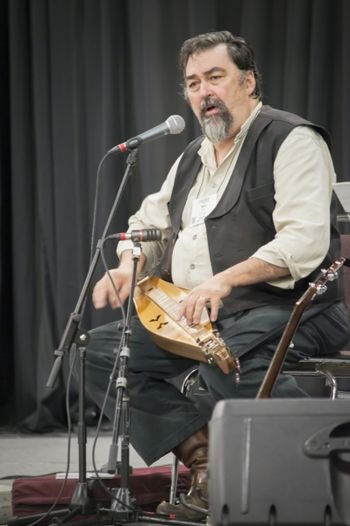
top-left (210, 75), bottom-right (222, 81)
top-left (188, 81), bottom-right (199, 91)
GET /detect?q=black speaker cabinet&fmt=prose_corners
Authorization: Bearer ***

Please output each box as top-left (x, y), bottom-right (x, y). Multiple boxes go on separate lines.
top-left (209, 399), bottom-right (350, 525)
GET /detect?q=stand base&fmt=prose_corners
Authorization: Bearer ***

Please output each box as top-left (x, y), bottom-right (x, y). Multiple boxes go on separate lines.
top-left (69, 481), bottom-right (97, 514)
top-left (109, 487), bottom-right (138, 522)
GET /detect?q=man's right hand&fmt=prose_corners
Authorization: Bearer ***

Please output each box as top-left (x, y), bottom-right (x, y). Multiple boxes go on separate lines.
top-left (92, 250), bottom-right (146, 309)
top-left (92, 267), bottom-right (133, 309)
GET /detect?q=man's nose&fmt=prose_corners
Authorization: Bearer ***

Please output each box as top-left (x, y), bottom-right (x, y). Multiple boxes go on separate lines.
top-left (199, 80), bottom-right (213, 98)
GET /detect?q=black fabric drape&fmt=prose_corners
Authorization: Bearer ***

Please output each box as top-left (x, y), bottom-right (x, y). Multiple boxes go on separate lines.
top-left (1, 0), bottom-right (349, 430)
top-left (0, 0), bottom-right (14, 422)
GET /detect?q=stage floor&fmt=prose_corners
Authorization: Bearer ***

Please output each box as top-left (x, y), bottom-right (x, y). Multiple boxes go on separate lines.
top-left (0, 431), bottom-right (173, 524)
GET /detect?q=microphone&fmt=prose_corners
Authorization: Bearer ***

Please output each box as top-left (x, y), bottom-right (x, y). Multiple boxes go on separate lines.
top-left (108, 115), bottom-right (185, 154)
top-left (112, 229), bottom-right (162, 242)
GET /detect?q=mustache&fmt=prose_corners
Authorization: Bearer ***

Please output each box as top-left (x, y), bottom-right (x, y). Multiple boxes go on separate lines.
top-left (200, 97), bottom-right (228, 120)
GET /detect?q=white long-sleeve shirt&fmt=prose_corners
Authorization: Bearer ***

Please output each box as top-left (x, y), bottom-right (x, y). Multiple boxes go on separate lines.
top-left (117, 105), bottom-right (336, 290)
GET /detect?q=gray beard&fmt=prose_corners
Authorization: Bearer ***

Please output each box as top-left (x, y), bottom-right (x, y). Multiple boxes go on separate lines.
top-left (199, 97), bottom-right (234, 144)
top-left (202, 115), bottom-right (231, 144)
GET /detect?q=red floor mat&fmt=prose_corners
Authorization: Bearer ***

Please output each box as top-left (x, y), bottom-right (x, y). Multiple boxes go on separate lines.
top-left (12, 465), bottom-right (191, 518)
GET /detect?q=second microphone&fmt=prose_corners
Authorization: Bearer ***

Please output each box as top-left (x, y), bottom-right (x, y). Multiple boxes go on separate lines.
top-left (112, 229), bottom-right (162, 242)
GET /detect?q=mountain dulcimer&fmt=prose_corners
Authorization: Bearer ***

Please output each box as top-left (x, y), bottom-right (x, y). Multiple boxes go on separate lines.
top-left (134, 275), bottom-right (240, 381)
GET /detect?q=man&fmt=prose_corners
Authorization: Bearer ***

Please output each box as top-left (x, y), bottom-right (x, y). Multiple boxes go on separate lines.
top-left (86, 31), bottom-right (350, 520)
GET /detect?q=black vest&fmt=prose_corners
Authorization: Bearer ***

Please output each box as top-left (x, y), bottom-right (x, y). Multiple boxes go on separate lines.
top-left (160, 105), bottom-right (343, 317)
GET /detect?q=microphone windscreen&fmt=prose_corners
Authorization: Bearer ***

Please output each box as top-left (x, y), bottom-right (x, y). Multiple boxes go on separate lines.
top-left (166, 115), bottom-right (186, 135)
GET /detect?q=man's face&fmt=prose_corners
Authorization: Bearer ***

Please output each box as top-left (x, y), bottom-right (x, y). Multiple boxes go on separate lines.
top-left (184, 44), bottom-right (256, 143)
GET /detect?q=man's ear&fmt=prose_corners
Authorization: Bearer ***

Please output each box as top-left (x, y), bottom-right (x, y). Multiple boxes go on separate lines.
top-left (246, 71), bottom-right (256, 97)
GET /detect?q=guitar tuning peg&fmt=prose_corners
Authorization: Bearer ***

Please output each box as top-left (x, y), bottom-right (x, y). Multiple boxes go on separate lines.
top-left (327, 271), bottom-right (337, 282)
top-left (316, 284), bottom-right (328, 295)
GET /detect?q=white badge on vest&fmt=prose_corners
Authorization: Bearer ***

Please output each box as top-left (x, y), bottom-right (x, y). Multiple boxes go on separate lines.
top-left (191, 194), bottom-right (217, 227)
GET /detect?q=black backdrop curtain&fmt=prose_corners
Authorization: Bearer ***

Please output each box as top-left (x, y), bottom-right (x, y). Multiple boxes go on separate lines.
top-left (0, 0), bottom-right (349, 431)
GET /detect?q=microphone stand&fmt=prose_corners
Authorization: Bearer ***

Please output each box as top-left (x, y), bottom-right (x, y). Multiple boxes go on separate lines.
top-left (46, 149), bottom-right (140, 521)
top-left (10, 145), bottom-right (201, 526)
top-left (97, 244), bottom-right (200, 526)
top-left (104, 241), bottom-right (141, 522)
top-left (8, 149), bottom-right (139, 526)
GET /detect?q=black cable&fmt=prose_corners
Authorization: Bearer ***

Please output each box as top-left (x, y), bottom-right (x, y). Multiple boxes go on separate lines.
top-left (23, 353), bottom-right (77, 526)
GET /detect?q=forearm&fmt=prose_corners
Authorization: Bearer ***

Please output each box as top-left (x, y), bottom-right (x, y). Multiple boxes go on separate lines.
top-left (119, 249), bottom-right (147, 275)
top-left (220, 256), bottom-right (290, 289)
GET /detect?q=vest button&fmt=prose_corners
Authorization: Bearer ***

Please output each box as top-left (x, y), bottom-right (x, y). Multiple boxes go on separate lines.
top-left (190, 263), bottom-right (195, 270)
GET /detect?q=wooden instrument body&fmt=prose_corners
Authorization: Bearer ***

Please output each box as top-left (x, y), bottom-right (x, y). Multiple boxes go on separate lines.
top-left (134, 276), bottom-right (239, 377)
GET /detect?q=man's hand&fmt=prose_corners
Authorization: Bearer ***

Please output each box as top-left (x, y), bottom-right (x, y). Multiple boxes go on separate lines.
top-left (177, 257), bottom-right (290, 325)
top-left (93, 250), bottom-right (146, 309)
top-left (92, 267), bottom-right (133, 309)
top-left (177, 273), bottom-right (232, 324)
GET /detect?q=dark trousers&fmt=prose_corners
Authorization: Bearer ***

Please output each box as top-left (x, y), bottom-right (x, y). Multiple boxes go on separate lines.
top-left (82, 302), bottom-right (350, 465)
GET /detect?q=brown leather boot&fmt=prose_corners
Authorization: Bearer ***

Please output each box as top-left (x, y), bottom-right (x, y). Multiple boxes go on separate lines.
top-left (156, 426), bottom-right (208, 521)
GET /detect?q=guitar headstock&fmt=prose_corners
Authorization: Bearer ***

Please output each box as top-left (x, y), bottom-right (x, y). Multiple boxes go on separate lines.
top-left (296, 257), bottom-right (345, 309)
top-left (314, 257), bottom-right (345, 295)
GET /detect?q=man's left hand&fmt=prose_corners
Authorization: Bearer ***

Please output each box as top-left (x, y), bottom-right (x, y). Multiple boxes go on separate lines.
top-left (177, 273), bottom-right (232, 324)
